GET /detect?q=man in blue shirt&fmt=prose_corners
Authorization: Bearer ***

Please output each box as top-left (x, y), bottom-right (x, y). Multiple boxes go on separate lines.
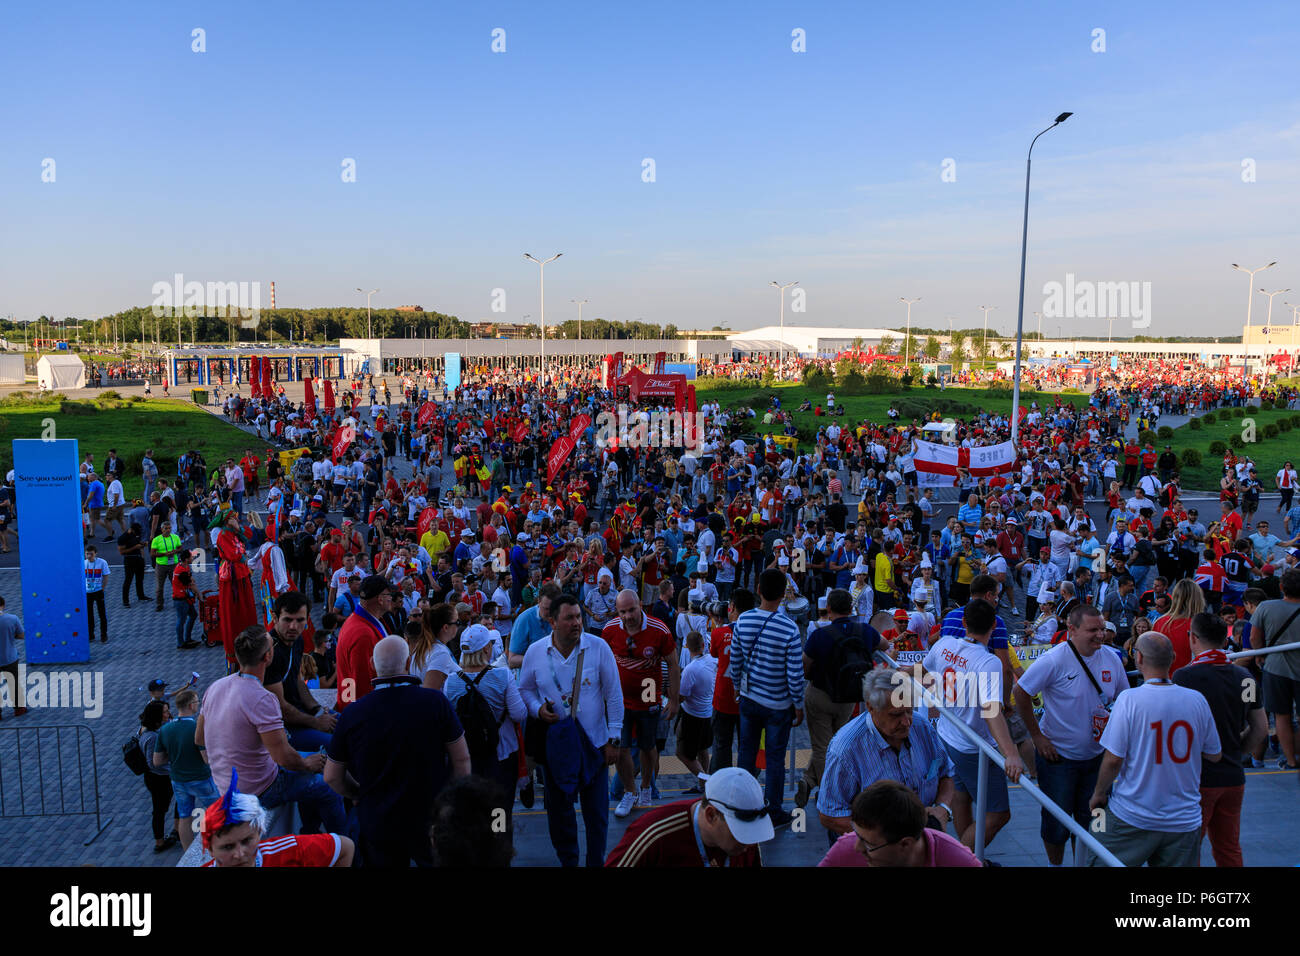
top-left (507, 582), bottom-right (560, 668)
top-left (956, 493), bottom-right (983, 527)
top-left (84, 471), bottom-right (107, 541)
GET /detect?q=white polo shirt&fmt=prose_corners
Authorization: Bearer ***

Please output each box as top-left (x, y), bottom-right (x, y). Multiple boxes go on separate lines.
top-left (1099, 681), bottom-right (1220, 832)
top-left (1015, 640), bottom-right (1125, 760)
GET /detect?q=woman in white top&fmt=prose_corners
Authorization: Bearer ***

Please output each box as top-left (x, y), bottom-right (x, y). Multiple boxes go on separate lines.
top-left (850, 565), bottom-right (874, 623)
top-left (1047, 516), bottom-right (1076, 579)
top-left (675, 592), bottom-right (710, 649)
top-left (442, 626), bottom-right (526, 823)
top-left (1025, 598), bottom-right (1058, 644)
top-left (408, 602), bottom-right (460, 690)
top-left (909, 562), bottom-right (940, 613)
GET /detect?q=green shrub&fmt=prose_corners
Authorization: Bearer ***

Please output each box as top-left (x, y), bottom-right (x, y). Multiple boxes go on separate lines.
top-left (1280, 418), bottom-right (1293, 432)
top-left (1233, 406), bottom-right (1246, 418)
top-left (695, 376), bottom-right (757, 392)
top-left (1265, 423), bottom-right (1280, 439)
top-left (1228, 433), bottom-right (1245, 449)
top-left (1188, 417), bottom-right (1202, 431)
top-left (1209, 440), bottom-right (1227, 455)
top-left (1139, 430), bottom-right (1157, 445)
top-left (59, 399), bottom-right (98, 416)
top-left (760, 369), bottom-right (775, 388)
top-left (863, 365), bottom-right (897, 394)
top-left (1201, 410), bottom-right (1215, 423)
top-left (836, 364), bottom-right (868, 395)
top-left (803, 367), bottom-right (833, 391)
top-left (99, 389), bottom-right (122, 401)
top-left (1180, 448), bottom-right (1202, 468)
top-left (1157, 425), bottom-right (1174, 440)
top-left (1291, 414), bottom-right (1300, 428)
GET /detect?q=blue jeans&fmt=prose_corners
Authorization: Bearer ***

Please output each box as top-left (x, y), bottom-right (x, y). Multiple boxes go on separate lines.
top-left (542, 763), bottom-right (608, 867)
top-left (172, 775), bottom-right (219, 819)
top-left (175, 600), bottom-right (197, 647)
top-left (1035, 752), bottom-right (1101, 846)
top-left (1128, 565), bottom-right (1153, 596)
top-left (737, 697), bottom-right (794, 814)
top-left (287, 724), bottom-right (334, 753)
top-left (231, 490), bottom-right (244, 515)
top-left (259, 764), bottom-right (347, 835)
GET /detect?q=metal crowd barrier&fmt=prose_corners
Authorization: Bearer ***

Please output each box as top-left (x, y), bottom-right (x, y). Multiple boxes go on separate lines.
top-left (873, 650), bottom-right (1124, 867)
top-left (0, 724), bottom-right (112, 846)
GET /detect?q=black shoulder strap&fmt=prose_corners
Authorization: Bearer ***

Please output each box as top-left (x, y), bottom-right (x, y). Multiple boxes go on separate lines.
top-left (1065, 638), bottom-right (1107, 700)
top-left (1263, 604), bottom-right (1300, 649)
top-left (470, 666), bottom-right (491, 688)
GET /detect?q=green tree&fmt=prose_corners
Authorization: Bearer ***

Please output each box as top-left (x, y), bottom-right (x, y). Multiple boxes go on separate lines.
top-left (923, 336), bottom-right (942, 361)
top-left (878, 334), bottom-right (896, 355)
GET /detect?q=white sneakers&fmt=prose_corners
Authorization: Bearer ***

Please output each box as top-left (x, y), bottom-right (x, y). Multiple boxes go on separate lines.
top-left (614, 793), bottom-right (638, 818)
top-left (638, 788), bottom-right (653, 809)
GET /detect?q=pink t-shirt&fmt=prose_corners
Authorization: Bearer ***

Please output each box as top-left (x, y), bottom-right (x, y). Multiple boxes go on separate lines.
top-left (201, 673), bottom-right (283, 796)
top-left (817, 829), bottom-right (983, 867)
top-left (226, 465), bottom-right (246, 494)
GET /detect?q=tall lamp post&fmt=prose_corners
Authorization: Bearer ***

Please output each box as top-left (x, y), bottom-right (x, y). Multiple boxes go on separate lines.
top-left (1010, 111), bottom-right (1072, 448)
top-left (979, 305), bottom-right (997, 364)
top-left (524, 253), bottom-right (562, 380)
top-left (1258, 287), bottom-right (1290, 383)
top-left (770, 281), bottom-right (798, 375)
top-left (1286, 301), bottom-right (1300, 373)
top-left (571, 298), bottom-right (588, 339)
top-left (900, 297), bottom-right (921, 367)
top-left (1230, 261), bottom-right (1276, 386)
top-left (354, 287), bottom-right (380, 338)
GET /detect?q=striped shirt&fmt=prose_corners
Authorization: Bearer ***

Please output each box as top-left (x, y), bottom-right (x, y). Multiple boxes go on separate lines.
top-left (728, 608), bottom-right (803, 710)
top-left (817, 712), bottom-right (949, 819)
top-left (940, 604), bottom-right (1009, 651)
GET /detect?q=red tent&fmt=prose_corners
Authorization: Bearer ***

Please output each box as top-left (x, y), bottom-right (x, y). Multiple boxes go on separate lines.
top-left (620, 366), bottom-right (688, 402)
top-left (323, 378), bottom-right (336, 415)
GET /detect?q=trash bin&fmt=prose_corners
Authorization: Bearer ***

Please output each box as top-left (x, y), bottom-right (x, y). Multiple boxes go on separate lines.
top-left (191, 388), bottom-right (208, 405)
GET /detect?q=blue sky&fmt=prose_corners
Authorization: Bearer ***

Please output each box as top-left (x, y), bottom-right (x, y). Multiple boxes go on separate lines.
top-left (3, 0), bottom-right (1299, 337)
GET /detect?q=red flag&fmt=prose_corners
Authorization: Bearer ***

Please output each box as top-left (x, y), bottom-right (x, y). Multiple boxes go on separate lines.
top-left (417, 506), bottom-right (438, 539)
top-left (417, 402), bottom-right (438, 428)
top-left (512, 421), bottom-right (529, 442)
top-left (568, 414), bottom-right (591, 443)
top-left (262, 357), bottom-right (272, 398)
top-left (250, 356), bottom-right (261, 398)
top-left (686, 383), bottom-right (697, 445)
top-left (673, 381), bottom-right (686, 415)
top-left (547, 435), bottom-right (575, 485)
top-left (323, 379), bottom-right (335, 415)
top-left (303, 377), bottom-right (316, 422)
top-left (332, 425), bottom-right (355, 463)
top-left (1018, 405), bottom-right (1028, 421)
top-left (653, 351), bottom-right (666, 374)
top-left (613, 351), bottom-right (624, 378)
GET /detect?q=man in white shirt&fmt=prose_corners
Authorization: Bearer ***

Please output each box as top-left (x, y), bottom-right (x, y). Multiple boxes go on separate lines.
top-left (1015, 605), bottom-right (1125, 866)
top-left (1137, 471), bottom-right (1162, 500)
top-left (676, 631), bottom-right (718, 783)
top-left (104, 472), bottom-right (127, 538)
top-left (518, 594), bottom-right (623, 867)
top-left (918, 599), bottom-right (1024, 850)
top-left (1087, 632), bottom-right (1221, 867)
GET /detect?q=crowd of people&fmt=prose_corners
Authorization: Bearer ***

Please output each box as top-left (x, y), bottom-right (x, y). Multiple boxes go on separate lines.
top-left (4, 349), bottom-right (1297, 869)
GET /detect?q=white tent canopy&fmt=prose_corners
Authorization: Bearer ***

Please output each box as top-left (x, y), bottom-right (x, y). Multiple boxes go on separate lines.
top-left (36, 354), bottom-right (86, 390)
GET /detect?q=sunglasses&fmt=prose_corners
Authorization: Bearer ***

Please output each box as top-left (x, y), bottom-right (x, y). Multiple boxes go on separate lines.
top-left (710, 798), bottom-right (769, 822)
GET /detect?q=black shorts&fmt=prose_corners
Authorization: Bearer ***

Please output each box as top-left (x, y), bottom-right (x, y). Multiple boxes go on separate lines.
top-left (1262, 670), bottom-right (1300, 715)
top-left (676, 711), bottom-right (713, 758)
top-left (620, 708), bottom-right (659, 750)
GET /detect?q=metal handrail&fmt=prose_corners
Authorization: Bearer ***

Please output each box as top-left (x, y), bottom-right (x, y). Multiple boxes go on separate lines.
top-left (1228, 639), bottom-right (1300, 661)
top-left (873, 650), bottom-right (1124, 867)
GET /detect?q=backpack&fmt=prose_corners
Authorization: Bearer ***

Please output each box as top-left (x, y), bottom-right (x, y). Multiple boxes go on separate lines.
top-left (456, 668), bottom-right (501, 771)
top-left (826, 620), bottom-right (877, 704)
top-left (122, 732), bottom-right (148, 776)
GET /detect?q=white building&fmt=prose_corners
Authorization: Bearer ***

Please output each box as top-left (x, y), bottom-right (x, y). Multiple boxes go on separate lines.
top-left (726, 326), bottom-right (901, 358)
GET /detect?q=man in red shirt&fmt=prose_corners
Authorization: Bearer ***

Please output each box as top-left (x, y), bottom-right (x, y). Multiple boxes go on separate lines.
top-left (604, 590), bottom-right (679, 818)
top-left (605, 767), bottom-right (774, 867)
top-left (201, 782), bottom-right (355, 868)
top-left (1122, 441), bottom-right (1141, 489)
top-left (711, 589), bottom-right (755, 768)
top-left (334, 576), bottom-right (390, 710)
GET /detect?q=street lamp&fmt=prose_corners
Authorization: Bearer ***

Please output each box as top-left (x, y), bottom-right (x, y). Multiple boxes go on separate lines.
top-left (900, 297), bottom-right (921, 367)
top-left (571, 298), bottom-right (588, 339)
top-left (354, 287), bottom-right (380, 338)
top-left (1286, 301), bottom-right (1300, 372)
top-left (524, 253), bottom-right (562, 381)
top-left (770, 281), bottom-right (798, 375)
top-left (1230, 261), bottom-right (1276, 386)
top-left (1259, 287), bottom-right (1290, 383)
top-left (1011, 111), bottom-right (1072, 448)
top-left (979, 305), bottom-right (997, 363)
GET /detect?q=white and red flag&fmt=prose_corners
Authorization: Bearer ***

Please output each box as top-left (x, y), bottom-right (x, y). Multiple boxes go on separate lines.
top-left (914, 440), bottom-right (1016, 487)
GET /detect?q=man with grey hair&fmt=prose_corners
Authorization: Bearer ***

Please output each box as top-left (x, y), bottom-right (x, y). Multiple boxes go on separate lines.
top-left (817, 667), bottom-right (954, 845)
top-left (325, 635), bottom-right (470, 867)
top-left (1087, 633), bottom-right (1222, 867)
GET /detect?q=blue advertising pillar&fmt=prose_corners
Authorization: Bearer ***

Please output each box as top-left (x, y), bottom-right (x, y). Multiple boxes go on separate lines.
top-left (12, 439), bottom-right (89, 664)
top-left (445, 352), bottom-right (461, 391)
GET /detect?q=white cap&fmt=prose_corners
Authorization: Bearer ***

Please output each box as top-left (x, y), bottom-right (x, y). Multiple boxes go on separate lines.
top-left (460, 624), bottom-right (494, 655)
top-left (702, 768), bottom-right (775, 845)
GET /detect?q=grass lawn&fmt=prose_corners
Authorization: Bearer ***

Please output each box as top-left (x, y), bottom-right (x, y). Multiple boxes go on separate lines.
top-left (693, 380), bottom-right (1061, 449)
top-left (1160, 406), bottom-right (1300, 491)
top-left (0, 394), bottom-right (262, 499)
